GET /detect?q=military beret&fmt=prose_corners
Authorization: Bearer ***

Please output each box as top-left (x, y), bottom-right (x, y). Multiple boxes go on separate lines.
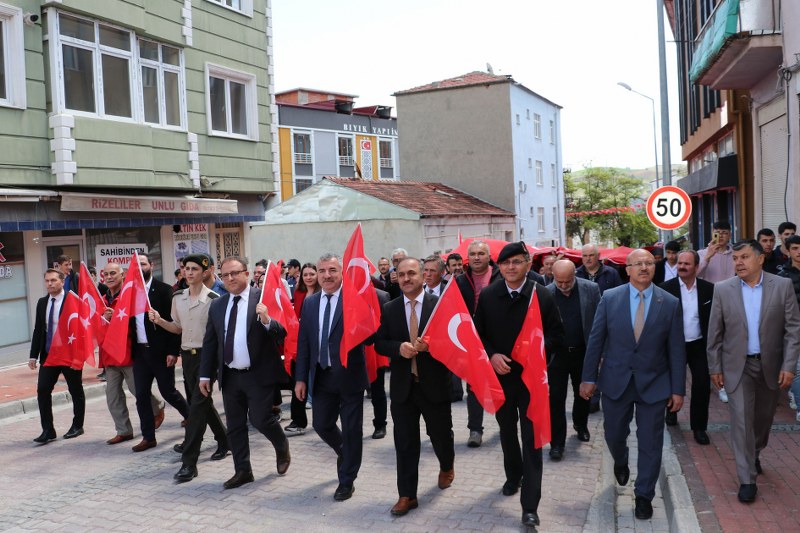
top-left (183, 254), bottom-right (210, 270)
top-left (497, 241), bottom-right (529, 263)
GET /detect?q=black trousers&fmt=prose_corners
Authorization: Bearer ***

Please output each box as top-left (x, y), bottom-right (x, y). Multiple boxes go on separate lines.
top-left (391, 381), bottom-right (454, 498)
top-left (132, 344), bottom-right (189, 441)
top-left (685, 339), bottom-right (710, 431)
top-left (288, 361), bottom-right (308, 427)
top-left (495, 374), bottom-right (543, 513)
top-left (221, 367), bottom-right (288, 473)
top-left (466, 384), bottom-right (484, 432)
top-left (181, 350), bottom-right (228, 467)
top-left (370, 367), bottom-right (387, 429)
top-left (37, 365), bottom-right (85, 431)
top-left (312, 366), bottom-right (364, 485)
top-left (548, 347), bottom-right (590, 446)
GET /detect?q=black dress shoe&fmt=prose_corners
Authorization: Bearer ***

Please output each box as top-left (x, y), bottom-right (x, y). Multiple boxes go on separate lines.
top-left (372, 426), bottom-right (386, 439)
top-left (210, 444), bottom-right (229, 461)
top-left (33, 430), bottom-right (57, 444)
top-left (223, 470), bottom-right (254, 490)
top-left (549, 444), bottom-right (564, 461)
top-left (334, 483), bottom-right (354, 501)
top-left (63, 426), bottom-right (84, 439)
top-left (574, 426), bottom-right (591, 442)
top-left (634, 496), bottom-right (653, 519)
top-left (614, 463), bottom-right (630, 486)
top-left (174, 464), bottom-right (198, 483)
top-left (755, 458), bottom-right (763, 475)
top-left (521, 511), bottom-right (540, 527)
top-left (502, 480), bottom-right (520, 496)
top-left (738, 483), bottom-right (757, 503)
top-left (276, 446), bottom-right (291, 475)
top-left (173, 442), bottom-right (185, 454)
top-left (693, 430), bottom-right (710, 445)
top-left (665, 411), bottom-right (678, 426)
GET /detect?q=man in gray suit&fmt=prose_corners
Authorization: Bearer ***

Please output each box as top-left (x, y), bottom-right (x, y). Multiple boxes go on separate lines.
top-left (546, 260), bottom-right (601, 460)
top-left (706, 240), bottom-right (800, 503)
top-left (580, 249), bottom-right (686, 520)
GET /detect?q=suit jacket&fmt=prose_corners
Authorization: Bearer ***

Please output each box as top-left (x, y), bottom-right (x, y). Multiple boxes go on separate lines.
top-left (546, 277), bottom-right (601, 345)
top-left (295, 290), bottom-right (369, 396)
top-left (473, 279), bottom-right (565, 387)
top-left (131, 278), bottom-right (180, 357)
top-left (200, 287), bottom-right (288, 390)
top-left (375, 292), bottom-right (451, 403)
top-left (29, 294), bottom-right (66, 364)
top-left (706, 272), bottom-right (800, 392)
top-left (455, 264), bottom-right (502, 316)
top-left (660, 277), bottom-right (714, 344)
top-left (582, 283), bottom-right (686, 403)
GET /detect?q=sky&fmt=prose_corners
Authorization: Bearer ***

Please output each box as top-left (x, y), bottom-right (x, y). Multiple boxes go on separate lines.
top-left (271, 0), bottom-right (683, 172)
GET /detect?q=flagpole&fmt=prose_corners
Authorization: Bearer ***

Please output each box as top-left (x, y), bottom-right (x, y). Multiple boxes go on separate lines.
top-left (260, 260), bottom-right (271, 312)
top-left (418, 277), bottom-right (453, 339)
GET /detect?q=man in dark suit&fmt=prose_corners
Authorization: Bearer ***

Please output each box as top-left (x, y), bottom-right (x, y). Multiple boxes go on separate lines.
top-left (546, 260), bottom-right (601, 460)
top-left (580, 249), bottom-right (686, 520)
top-left (368, 288), bottom-right (390, 440)
top-left (130, 253), bottom-right (190, 452)
top-left (295, 253), bottom-right (371, 502)
top-left (422, 255), bottom-right (447, 296)
top-left (28, 268), bottom-right (85, 443)
top-left (199, 256), bottom-right (291, 490)
top-left (375, 258), bottom-right (455, 517)
top-left (660, 250), bottom-right (715, 445)
top-left (653, 240), bottom-right (681, 285)
top-left (473, 242), bottom-right (565, 529)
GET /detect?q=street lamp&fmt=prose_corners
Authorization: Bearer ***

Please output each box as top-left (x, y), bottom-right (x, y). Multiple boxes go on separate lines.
top-left (617, 82), bottom-right (660, 191)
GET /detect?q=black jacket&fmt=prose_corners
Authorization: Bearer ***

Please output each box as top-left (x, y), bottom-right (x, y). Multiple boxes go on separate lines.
top-left (455, 263), bottom-right (502, 315)
top-left (131, 277), bottom-right (181, 357)
top-left (779, 265), bottom-right (800, 307)
top-left (660, 277), bottom-right (715, 343)
top-left (30, 294), bottom-right (66, 364)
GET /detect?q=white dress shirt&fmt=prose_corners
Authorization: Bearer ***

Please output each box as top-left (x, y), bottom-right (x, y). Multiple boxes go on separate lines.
top-left (679, 277), bottom-right (702, 342)
top-left (424, 283), bottom-right (443, 297)
top-left (403, 291), bottom-right (425, 333)
top-left (135, 277), bottom-right (153, 344)
top-left (664, 262), bottom-right (679, 282)
top-left (224, 288), bottom-right (251, 369)
top-left (45, 290), bottom-right (66, 340)
top-left (318, 287), bottom-right (341, 350)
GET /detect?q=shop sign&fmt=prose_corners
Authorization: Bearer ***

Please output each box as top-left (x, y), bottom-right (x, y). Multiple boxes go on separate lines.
top-left (174, 224), bottom-right (210, 263)
top-left (95, 243), bottom-right (149, 271)
top-left (0, 265), bottom-right (12, 279)
top-left (61, 193), bottom-right (238, 214)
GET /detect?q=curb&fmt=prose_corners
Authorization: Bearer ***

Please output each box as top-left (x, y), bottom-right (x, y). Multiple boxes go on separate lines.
top-left (0, 368), bottom-right (184, 423)
top-left (659, 430), bottom-right (702, 533)
top-left (582, 422), bottom-right (616, 533)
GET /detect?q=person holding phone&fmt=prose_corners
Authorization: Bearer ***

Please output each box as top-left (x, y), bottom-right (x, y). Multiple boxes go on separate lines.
top-left (698, 221), bottom-right (736, 283)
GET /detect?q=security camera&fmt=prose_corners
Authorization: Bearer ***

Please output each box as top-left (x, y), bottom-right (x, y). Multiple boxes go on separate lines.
top-left (23, 13), bottom-right (40, 26)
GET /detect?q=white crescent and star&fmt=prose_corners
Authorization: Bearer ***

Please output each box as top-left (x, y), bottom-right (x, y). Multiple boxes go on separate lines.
top-left (347, 258), bottom-right (371, 294)
top-left (119, 281), bottom-right (134, 299)
top-left (447, 314), bottom-right (467, 352)
top-left (274, 289), bottom-right (283, 312)
top-left (66, 312), bottom-right (79, 344)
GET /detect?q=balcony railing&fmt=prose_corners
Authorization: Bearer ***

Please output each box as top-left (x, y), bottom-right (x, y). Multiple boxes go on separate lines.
top-left (294, 152), bottom-right (312, 164)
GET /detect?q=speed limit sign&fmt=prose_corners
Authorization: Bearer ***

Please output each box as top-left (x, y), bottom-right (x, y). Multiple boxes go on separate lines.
top-left (646, 186), bottom-right (692, 230)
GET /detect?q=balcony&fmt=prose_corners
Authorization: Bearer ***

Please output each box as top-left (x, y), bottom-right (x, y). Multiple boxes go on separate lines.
top-left (690, 0), bottom-right (783, 89)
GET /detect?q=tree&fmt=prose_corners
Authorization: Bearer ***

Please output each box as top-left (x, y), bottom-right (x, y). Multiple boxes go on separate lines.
top-left (565, 167), bottom-right (657, 247)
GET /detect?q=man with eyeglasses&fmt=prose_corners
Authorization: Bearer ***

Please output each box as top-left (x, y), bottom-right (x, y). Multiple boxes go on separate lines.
top-left (199, 256), bottom-right (291, 490)
top-left (473, 241), bottom-right (564, 528)
top-left (580, 249), bottom-right (686, 520)
top-left (697, 220), bottom-right (735, 283)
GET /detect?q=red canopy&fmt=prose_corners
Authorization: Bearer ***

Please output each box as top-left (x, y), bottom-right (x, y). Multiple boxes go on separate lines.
top-left (443, 239), bottom-right (633, 266)
top-left (444, 238), bottom-right (540, 262)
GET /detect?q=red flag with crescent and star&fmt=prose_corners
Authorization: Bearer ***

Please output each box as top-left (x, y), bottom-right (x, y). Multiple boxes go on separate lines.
top-left (420, 282), bottom-right (505, 414)
top-left (101, 252), bottom-right (150, 364)
top-left (510, 285), bottom-right (551, 449)
top-left (79, 262), bottom-right (107, 355)
top-left (340, 223), bottom-right (382, 367)
top-left (46, 291), bottom-right (92, 370)
top-left (260, 261), bottom-right (299, 375)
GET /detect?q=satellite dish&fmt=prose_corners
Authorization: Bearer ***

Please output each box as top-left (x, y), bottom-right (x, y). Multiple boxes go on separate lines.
top-left (487, 63), bottom-right (494, 75)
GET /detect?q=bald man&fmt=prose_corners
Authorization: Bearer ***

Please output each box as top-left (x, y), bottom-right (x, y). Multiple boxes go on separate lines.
top-left (575, 244), bottom-right (622, 295)
top-left (545, 260), bottom-right (600, 460)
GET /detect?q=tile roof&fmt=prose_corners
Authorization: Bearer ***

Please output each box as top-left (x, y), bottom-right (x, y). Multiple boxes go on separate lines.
top-left (394, 71), bottom-right (513, 96)
top-left (325, 178), bottom-right (513, 217)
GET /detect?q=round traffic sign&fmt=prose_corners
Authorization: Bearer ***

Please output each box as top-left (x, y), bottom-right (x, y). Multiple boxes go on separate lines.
top-left (646, 186), bottom-right (692, 230)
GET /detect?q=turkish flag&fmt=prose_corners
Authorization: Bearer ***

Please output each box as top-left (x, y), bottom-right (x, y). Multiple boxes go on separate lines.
top-left (420, 282), bottom-right (505, 414)
top-left (340, 224), bottom-right (381, 367)
top-left (510, 286), bottom-right (551, 449)
top-left (101, 252), bottom-right (150, 364)
top-left (46, 292), bottom-right (92, 370)
top-left (79, 262), bottom-right (107, 360)
top-left (261, 261), bottom-right (299, 375)
top-left (364, 344), bottom-right (389, 384)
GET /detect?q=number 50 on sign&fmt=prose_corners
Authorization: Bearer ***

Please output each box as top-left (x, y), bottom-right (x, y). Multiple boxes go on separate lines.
top-left (646, 186), bottom-right (692, 230)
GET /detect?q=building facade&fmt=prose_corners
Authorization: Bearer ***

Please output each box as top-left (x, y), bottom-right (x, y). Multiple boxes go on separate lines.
top-left (276, 88), bottom-right (399, 202)
top-left (0, 0), bottom-right (276, 348)
top-left (394, 71), bottom-right (565, 247)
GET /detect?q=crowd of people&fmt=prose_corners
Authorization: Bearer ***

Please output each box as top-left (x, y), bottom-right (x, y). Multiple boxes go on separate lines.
top-left (26, 218), bottom-right (800, 528)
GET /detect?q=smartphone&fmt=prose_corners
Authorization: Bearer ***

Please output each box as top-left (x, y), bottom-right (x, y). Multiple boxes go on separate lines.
top-left (712, 231), bottom-right (719, 243)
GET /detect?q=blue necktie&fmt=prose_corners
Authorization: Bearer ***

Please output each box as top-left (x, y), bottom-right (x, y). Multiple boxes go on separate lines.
top-left (45, 297), bottom-right (56, 353)
top-left (319, 294), bottom-right (332, 368)
top-left (224, 295), bottom-right (241, 365)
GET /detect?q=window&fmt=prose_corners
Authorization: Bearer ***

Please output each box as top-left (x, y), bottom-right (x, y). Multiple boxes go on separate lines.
top-left (534, 113), bottom-right (541, 139)
top-left (0, 3), bottom-right (26, 109)
top-left (379, 139), bottom-right (393, 168)
top-left (295, 177), bottom-right (313, 194)
top-left (526, 109), bottom-right (530, 119)
top-left (535, 160), bottom-right (543, 186)
top-left (206, 63), bottom-right (257, 140)
top-left (52, 12), bottom-right (185, 126)
top-left (551, 164), bottom-right (557, 188)
top-left (529, 206), bottom-right (534, 217)
top-left (537, 207), bottom-right (545, 232)
top-left (549, 120), bottom-right (555, 144)
top-left (553, 207), bottom-right (559, 232)
top-left (293, 132), bottom-right (311, 163)
top-left (205, 0), bottom-right (253, 16)
top-left (338, 135), bottom-right (354, 166)
top-left (515, 114), bottom-right (520, 125)
top-left (527, 158), bottom-right (532, 169)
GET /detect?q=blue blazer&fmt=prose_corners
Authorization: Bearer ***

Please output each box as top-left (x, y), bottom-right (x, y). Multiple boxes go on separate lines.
top-left (582, 283), bottom-right (686, 403)
top-left (295, 290), bottom-right (369, 396)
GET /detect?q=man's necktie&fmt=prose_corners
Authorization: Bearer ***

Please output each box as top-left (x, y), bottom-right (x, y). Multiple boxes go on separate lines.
top-left (319, 294), bottom-right (332, 368)
top-left (409, 300), bottom-right (419, 377)
top-left (45, 297), bottom-right (56, 353)
top-left (429, 288), bottom-right (435, 295)
top-left (510, 290), bottom-right (520, 300)
top-left (223, 295), bottom-right (241, 365)
top-left (633, 291), bottom-right (645, 342)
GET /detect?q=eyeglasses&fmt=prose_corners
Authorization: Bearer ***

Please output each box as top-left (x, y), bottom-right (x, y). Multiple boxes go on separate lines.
top-left (499, 259), bottom-right (528, 267)
top-left (626, 261), bottom-right (656, 268)
top-left (219, 270), bottom-right (247, 280)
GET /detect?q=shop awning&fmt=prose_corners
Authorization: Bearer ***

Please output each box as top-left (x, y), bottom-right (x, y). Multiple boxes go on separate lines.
top-left (677, 154), bottom-right (738, 195)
